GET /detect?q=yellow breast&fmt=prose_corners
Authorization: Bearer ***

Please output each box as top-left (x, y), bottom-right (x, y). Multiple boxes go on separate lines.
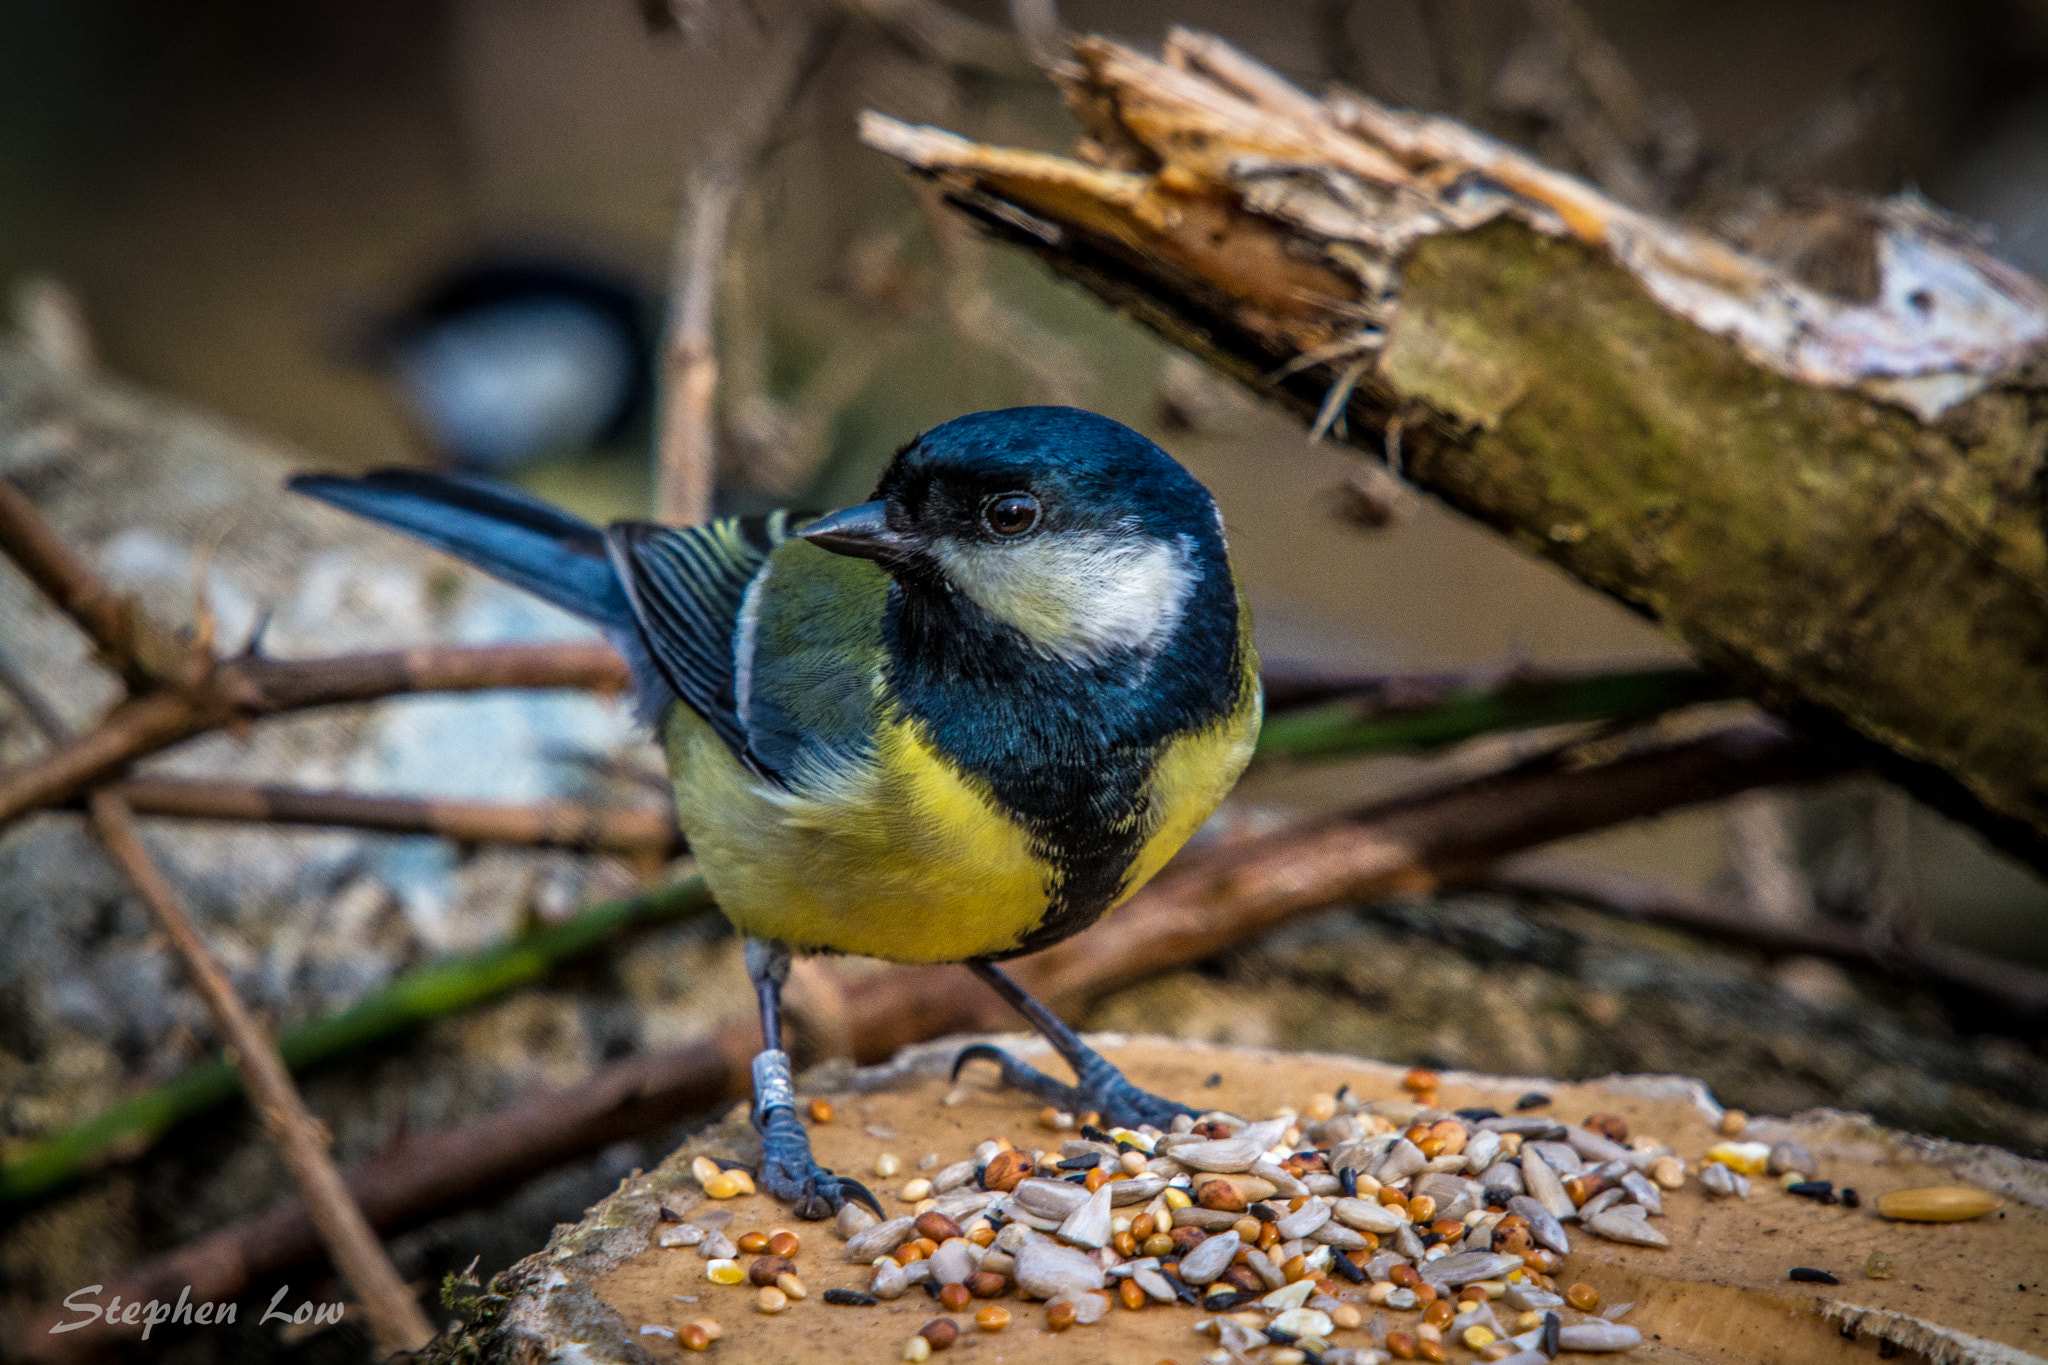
top-left (665, 618), bottom-right (1261, 965)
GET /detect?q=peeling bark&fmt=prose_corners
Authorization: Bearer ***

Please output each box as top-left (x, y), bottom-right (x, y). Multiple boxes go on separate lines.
top-left (858, 29), bottom-right (2048, 865)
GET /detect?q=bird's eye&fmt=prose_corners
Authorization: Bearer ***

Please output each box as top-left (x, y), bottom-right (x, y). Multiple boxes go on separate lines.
top-left (982, 493), bottom-right (1040, 539)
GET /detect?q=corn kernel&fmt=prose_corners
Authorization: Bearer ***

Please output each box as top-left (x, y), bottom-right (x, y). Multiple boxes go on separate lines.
top-left (702, 1172), bottom-right (743, 1200)
top-left (706, 1258), bottom-right (745, 1285)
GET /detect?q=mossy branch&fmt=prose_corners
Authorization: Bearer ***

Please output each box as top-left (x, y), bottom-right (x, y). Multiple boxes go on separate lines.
top-left (859, 30), bottom-right (2048, 868)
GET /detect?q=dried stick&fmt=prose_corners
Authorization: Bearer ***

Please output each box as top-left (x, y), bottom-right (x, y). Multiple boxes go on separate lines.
top-left (84, 790), bottom-right (435, 1354)
top-left (111, 777), bottom-right (683, 857)
top-left (0, 476), bottom-right (184, 688)
top-left (0, 641), bottom-right (630, 829)
top-left (656, 15), bottom-right (844, 523)
top-left (20, 717), bottom-right (1840, 1355)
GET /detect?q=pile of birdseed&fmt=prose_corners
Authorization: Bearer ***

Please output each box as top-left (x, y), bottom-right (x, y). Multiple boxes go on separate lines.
top-left (646, 1070), bottom-right (1743, 1363)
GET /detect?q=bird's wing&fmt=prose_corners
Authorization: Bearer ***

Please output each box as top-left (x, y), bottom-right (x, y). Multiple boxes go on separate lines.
top-left (605, 513), bottom-right (797, 778)
top-left (732, 535), bottom-right (893, 786)
top-left (604, 514), bottom-right (891, 788)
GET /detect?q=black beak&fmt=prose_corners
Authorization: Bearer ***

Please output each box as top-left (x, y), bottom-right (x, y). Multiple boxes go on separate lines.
top-left (797, 501), bottom-right (917, 561)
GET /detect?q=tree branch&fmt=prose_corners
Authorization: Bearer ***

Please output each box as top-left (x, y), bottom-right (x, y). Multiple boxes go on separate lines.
top-left (84, 790), bottom-right (435, 1355)
top-left (0, 642), bottom-right (630, 830)
top-left (857, 30), bottom-right (2048, 868)
top-left (108, 777), bottom-right (682, 857)
top-left (0, 475), bottom-right (186, 689)
top-left (655, 13), bottom-right (846, 523)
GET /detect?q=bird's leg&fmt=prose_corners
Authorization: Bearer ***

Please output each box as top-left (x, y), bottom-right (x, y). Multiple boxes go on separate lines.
top-left (745, 940), bottom-right (879, 1220)
top-left (953, 960), bottom-right (1196, 1128)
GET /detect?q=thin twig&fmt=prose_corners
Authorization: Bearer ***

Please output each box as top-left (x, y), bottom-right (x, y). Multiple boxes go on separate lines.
top-left (0, 475), bottom-right (184, 688)
top-left (85, 790), bottom-right (435, 1354)
top-left (109, 777), bottom-right (683, 857)
top-left (656, 14), bottom-right (844, 523)
top-left (0, 641), bottom-right (630, 829)
top-left (21, 717), bottom-right (1839, 1355)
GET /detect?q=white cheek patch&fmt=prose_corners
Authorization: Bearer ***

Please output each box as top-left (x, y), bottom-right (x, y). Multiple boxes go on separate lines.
top-left (933, 531), bottom-right (1199, 664)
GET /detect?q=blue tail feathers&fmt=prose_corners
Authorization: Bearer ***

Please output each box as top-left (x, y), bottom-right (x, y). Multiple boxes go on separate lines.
top-left (287, 469), bottom-right (636, 630)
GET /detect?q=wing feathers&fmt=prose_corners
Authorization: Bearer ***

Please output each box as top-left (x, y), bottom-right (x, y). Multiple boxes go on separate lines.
top-left (605, 511), bottom-right (799, 780)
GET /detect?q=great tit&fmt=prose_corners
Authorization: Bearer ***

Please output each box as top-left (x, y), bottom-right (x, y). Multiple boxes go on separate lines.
top-left (290, 406), bottom-right (1261, 1217)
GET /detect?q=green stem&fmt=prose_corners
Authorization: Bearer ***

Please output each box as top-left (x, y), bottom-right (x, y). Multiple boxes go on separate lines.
top-left (1253, 666), bottom-right (1728, 760)
top-left (0, 874), bottom-right (712, 1204)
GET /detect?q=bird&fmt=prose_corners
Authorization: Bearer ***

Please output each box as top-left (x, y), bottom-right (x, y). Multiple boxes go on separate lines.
top-left (289, 406), bottom-right (1262, 1218)
top-left (363, 257), bottom-right (653, 472)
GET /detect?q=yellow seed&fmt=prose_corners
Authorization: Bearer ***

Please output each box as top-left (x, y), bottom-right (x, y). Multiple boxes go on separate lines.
top-left (706, 1258), bottom-right (745, 1285)
top-left (1719, 1109), bottom-right (1748, 1136)
top-left (756, 1286), bottom-right (788, 1313)
top-left (1462, 1325), bottom-right (1498, 1349)
top-left (903, 1334), bottom-right (932, 1362)
top-left (901, 1178), bottom-right (934, 1201)
top-left (776, 1272), bottom-right (806, 1300)
top-left (974, 1304), bottom-right (1011, 1331)
top-left (875, 1152), bottom-right (901, 1178)
top-left (728, 1168), bottom-right (755, 1195)
top-left (1332, 1304), bottom-right (1363, 1329)
top-left (1877, 1186), bottom-right (1998, 1222)
top-left (808, 1097), bottom-right (835, 1123)
top-left (1707, 1142), bottom-right (1771, 1176)
top-left (691, 1155), bottom-right (722, 1185)
top-left (703, 1172), bottom-right (743, 1199)
top-left (1164, 1187), bottom-right (1193, 1210)
top-left (1515, 1311), bottom-right (1543, 1331)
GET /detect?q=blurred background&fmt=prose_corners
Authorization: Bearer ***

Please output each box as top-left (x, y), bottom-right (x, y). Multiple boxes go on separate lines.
top-left (3, 0), bottom-right (2048, 1358)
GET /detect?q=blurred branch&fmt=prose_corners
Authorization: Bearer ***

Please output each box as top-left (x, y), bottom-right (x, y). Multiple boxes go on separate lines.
top-left (109, 777), bottom-right (683, 857)
top-left (0, 641), bottom-right (629, 830)
top-left (0, 875), bottom-right (714, 1205)
top-left (0, 648), bottom-right (67, 743)
top-left (1488, 851), bottom-right (2048, 1018)
top-left (0, 475), bottom-right (186, 689)
top-left (86, 789), bottom-right (435, 1354)
top-left (655, 13), bottom-right (845, 523)
top-left (18, 715), bottom-right (1840, 1355)
top-left (1253, 664), bottom-right (1726, 760)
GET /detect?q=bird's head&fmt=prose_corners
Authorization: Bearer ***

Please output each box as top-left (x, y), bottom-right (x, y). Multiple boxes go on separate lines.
top-left (798, 407), bottom-right (1232, 666)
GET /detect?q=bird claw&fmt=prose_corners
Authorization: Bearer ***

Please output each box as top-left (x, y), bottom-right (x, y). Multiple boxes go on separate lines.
top-left (757, 1105), bottom-right (864, 1220)
top-left (952, 1042), bottom-right (1197, 1129)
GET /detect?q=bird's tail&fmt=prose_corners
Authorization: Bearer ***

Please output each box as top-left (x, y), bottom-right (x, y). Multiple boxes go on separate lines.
top-left (288, 469), bottom-right (636, 629)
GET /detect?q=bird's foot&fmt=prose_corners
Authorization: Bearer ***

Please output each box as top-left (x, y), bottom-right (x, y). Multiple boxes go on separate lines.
top-left (752, 1049), bottom-right (880, 1221)
top-left (952, 1041), bottom-right (1196, 1129)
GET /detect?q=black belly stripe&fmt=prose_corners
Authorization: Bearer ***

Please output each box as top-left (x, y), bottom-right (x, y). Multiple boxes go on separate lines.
top-left (995, 751), bottom-right (1157, 958)
top-left (884, 572), bottom-right (1246, 961)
